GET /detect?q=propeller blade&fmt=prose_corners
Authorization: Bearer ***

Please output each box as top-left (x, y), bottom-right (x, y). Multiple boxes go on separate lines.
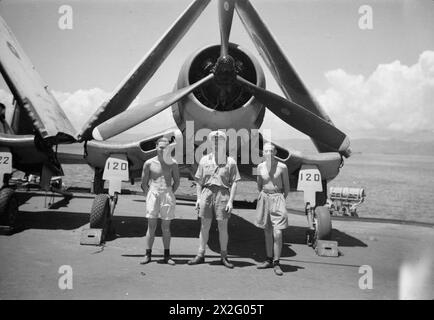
top-left (235, 0), bottom-right (337, 152)
top-left (92, 74), bottom-right (214, 141)
top-left (218, 0), bottom-right (235, 57)
top-left (237, 76), bottom-right (350, 153)
top-left (78, 0), bottom-right (211, 141)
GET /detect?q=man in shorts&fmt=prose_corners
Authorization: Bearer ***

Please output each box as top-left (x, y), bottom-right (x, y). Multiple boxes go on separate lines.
top-left (140, 137), bottom-right (180, 265)
top-left (255, 143), bottom-right (290, 276)
top-left (188, 130), bottom-right (241, 269)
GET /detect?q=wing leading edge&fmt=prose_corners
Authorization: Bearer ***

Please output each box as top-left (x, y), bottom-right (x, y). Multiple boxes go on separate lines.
top-left (0, 15), bottom-right (76, 144)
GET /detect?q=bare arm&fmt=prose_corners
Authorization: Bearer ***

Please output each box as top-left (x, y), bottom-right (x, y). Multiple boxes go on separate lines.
top-left (194, 178), bottom-right (202, 211)
top-left (141, 161), bottom-right (150, 196)
top-left (227, 161), bottom-right (240, 213)
top-left (229, 181), bottom-right (237, 204)
top-left (171, 162), bottom-right (180, 192)
top-left (194, 161), bottom-right (204, 209)
top-left (256, 165), bottom-right (263, 192)
top-left (195, 178), bottom-right (202, 200)
top-left (282, 165), bottom-right (290, 198)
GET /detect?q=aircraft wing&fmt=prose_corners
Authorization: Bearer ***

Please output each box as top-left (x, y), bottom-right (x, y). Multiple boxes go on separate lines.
top-left (0, 15), bottom-right (76, 144)
top-left (84, 128), bottom-right (187, 180)
top-left (238, 135), bottom-right (343, 191)
top-left (0, 134), bottom-right (87, 177)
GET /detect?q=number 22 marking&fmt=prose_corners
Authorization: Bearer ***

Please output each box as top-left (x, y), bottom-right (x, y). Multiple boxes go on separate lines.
top-left (0, 156), bottom-right (9, 165)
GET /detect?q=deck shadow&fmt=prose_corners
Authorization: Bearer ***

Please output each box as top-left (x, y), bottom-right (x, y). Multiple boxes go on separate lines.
top-left (287, 225), bottom-right (368, 248)
top-left (3, 210), bottom-right (89, 234)
top-left (109, 214), bottom-right (297, 263)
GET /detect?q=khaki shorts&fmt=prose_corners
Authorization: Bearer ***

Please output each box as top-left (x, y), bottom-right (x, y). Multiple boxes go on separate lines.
top-left (255, 191), bottom-right (288, 230)
top-left (145, 188), bottom-right (176, 220)
top-left (199, 185), bottom-right (231, 220)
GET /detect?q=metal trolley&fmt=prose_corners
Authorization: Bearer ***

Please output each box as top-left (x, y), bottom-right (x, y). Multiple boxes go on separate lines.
top-left (327, 187), bottom-right (366, 217)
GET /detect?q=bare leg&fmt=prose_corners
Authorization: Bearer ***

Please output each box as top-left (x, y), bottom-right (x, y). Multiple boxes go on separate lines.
top-left (145, 218), bottom-right (158, 250)
top-left (161, 219), bottom-right (175, 265)
top-left (161, 220), bottom-right (171, 250)
top-left (141, 218), bottom-right (157, 264)
top-left (188, 217), bottom-right (212, 265)
top-left (218, 219), bottom-right (234, 268)
top-left (217, 219), bottom-right (229, 255)
top-left (273, 228), bottom-right (282, 261)
top-left (273, 228), bottom-right (284, 275)
top-left (198, 217), bottom-right (212, 255)
top-left (264, 226), bottom-right (273, 259)
top-left (256, 225), bottom-right (274, 269)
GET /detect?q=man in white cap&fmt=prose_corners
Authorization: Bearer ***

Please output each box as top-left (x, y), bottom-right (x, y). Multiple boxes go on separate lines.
top-left (255, 142), bottom-right (290, 276)
top-left (188, 130), bottom-right (241, 268)
top-left (140, 137), bottom-right (180, 265)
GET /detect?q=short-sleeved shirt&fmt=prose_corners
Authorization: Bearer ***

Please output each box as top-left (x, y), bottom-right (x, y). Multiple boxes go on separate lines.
top-left (195, 154), bottom-right (241, 189)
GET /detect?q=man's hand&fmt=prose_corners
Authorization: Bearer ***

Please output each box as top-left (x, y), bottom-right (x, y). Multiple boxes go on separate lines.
top-left (195, 200), bottom-right (200, 211)
top-left (225, 200), bottom-right (233, 213)
top-left (141, 184), bottom-right (148, 196)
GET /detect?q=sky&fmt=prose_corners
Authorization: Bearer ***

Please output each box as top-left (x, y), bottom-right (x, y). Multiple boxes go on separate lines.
top-left (0, 0), bottom-right (433, 142)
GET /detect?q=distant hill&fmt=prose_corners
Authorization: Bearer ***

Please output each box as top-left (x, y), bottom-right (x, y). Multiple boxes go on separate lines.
top-left (349, 138), bottom-right (434, 155)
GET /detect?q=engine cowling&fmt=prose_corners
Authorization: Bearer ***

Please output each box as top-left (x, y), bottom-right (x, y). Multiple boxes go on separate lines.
top-left (172, 43), bottom-right (266, 134)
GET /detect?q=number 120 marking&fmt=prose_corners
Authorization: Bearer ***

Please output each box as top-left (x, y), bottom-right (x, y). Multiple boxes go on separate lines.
top-left (107, 161), bottom-right (127, 171)
top-left (300, 172), bottom-right (320, 182)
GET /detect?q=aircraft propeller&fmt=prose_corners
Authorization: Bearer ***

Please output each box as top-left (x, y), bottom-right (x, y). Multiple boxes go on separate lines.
top-left (218, 0), bottom-right (235, 58)
top-left (235, 76), bottom-right (350, 152)
top-left (92, 0), bottom-right (350, 155)
top-left (92, 74), bottom-right (214, 141)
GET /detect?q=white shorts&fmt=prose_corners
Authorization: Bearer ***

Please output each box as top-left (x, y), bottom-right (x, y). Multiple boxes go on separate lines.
top-left (145, 188), bottom-right (176, 220)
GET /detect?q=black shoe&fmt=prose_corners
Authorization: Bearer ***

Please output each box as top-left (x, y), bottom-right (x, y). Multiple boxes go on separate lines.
top-left (140, 255), bottom-right (151, 265)
top-left (188, 255), bottom-right (205, 265)
top-left (221, 257), bottom-right (234, 269)
top-left (273, 261), bottom-right (283, 276)
top-left (257, 260), bottom-right (273, 269)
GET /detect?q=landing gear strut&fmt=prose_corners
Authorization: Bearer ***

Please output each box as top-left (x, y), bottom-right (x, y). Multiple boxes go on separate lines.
top-left (297, 165), bottom-right (335, 255)
top-left (81, 154), bottom-right (128, 245)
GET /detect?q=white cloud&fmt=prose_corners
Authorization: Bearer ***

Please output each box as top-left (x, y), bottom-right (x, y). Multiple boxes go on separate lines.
top-left (52, 88), bottom-right (110, 131)
top-left (52, 88), bottom-right (176, 136)
top-left (0, 87), bottom-right (110, 132)
top-left (315, 50), bottom-right (434, 139)
top-left (0, 86), bottom-right (175, 137)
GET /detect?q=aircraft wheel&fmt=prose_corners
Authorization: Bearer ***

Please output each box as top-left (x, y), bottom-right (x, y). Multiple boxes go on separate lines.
top-left (90, 194), bottom-right (110, 229)
top-left (0, 188), bottom-right (19, 228)
top-left (315, 206), bottom-right (332, 240)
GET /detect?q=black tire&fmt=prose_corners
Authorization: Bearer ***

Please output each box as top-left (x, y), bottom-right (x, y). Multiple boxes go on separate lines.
top-left (90, 194), bottom-right (110, 229)
top-left (92, 168), bottom-right (104, 195)
top-left (315, 206), bottom-right (332, 240)
top-left (0, 188), bottom-right (19, 227)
